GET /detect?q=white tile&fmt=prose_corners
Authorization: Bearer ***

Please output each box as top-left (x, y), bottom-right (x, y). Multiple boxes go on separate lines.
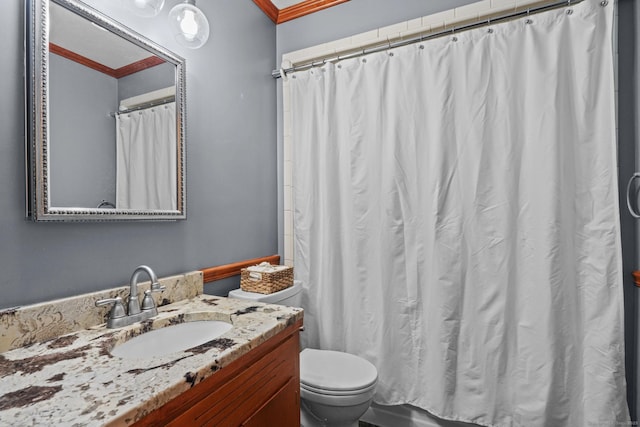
top-left (515, 0), bottom-right (552, 8)
top-left (286, 43), bottom-right (335, 64)
top-left (399, 27), bottom-right (430, 40)
top-left (284, 160), bottom-right (293, 187)
top-left (432, 22), bottom-right (449, 32)
top-left (284, 211), bottom-right (293, 239)
top-left (284, 185), bottom-right (293, 211)
top-left (422, 9), bottom-right (455, 30)
top-left (379, 21), bottom-right (409, 39)
top-left (325, 37), bottom-right (353, 54)
top-left (488, 1), bottom-right (517, 15)
top-left (351, 29), bottom-right (381, 47)
top-left (490, 0), bottom-right (516, 8)
top-left (284, 234), bottom-right (294, 261)
top-left (283, 135), bottom-right (292, 162)
top-left (454, 7), bottom-right (480, 22)
top-left (407, 17), bottom-right (424, 30)
top-left (378, 31), bottom-right (402, 42)
top-left (491, 0), bottom-right (517, 8)
top-left (456, 0), bottom-right (492, 16)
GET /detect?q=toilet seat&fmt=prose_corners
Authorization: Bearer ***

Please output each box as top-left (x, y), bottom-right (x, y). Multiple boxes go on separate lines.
top-left (300, 349), bottom-right (378, 396)
top-left (301, 380), bottom-right (376, 397)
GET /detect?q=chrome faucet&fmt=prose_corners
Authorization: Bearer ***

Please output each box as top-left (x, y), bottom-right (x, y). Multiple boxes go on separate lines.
top-left (95, 265), bottom-right (166, 328)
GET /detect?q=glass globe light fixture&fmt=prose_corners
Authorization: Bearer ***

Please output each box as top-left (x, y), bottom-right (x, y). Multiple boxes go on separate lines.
top-left (169, 0), bottom-right (210, 49)
top-left (124, 0), bottom-right (165, 17)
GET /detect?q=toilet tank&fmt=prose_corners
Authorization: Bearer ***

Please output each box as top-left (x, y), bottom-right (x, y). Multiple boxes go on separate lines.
top-left (228, 280), bottom-right (302, 306)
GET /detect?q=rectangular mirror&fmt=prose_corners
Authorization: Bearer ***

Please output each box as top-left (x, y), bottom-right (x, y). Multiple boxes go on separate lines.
top-left (25, 0), bottom-right (186, 221)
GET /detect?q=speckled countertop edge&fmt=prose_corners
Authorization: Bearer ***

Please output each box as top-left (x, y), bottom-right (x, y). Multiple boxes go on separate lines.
top-left (0, 295), bottom-right (303, 427)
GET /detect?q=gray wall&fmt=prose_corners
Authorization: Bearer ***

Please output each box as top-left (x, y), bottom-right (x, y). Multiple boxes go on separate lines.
top-left (49, 53), bottom-right (117, 208)
top-left (618, 0), bottom-right (638, 419)
top-left (0, 0), bottom-right (277, 308)
top-left (118, 62), bottom-right (176, 101)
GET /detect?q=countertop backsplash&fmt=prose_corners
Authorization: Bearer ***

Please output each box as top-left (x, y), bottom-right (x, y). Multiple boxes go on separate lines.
top-left (0, 271), bottom-right (203, 353)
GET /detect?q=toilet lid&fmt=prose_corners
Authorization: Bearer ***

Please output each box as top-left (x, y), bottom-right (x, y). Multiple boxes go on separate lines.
top-left (300, 349), bottom-right (378, 392)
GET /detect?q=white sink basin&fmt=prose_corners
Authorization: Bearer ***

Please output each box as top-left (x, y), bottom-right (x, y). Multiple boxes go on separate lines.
top-left (111, 320), bottom-right (233, 359)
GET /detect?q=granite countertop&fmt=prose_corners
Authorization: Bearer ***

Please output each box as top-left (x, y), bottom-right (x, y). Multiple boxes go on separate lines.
top-left (0, 295), bottom-right (303, 427)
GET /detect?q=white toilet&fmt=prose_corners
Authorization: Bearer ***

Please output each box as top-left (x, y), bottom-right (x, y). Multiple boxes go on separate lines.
top-left (228, 281), bottom-right (378, 427)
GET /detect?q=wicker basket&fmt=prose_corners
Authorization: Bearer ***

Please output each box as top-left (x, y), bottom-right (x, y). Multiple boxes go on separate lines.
top-left (240, 264), bottom-right (293, 294)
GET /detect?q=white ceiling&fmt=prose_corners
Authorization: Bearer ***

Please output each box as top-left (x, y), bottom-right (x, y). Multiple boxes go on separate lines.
top-left (49, 2), bottom-right (153, 70)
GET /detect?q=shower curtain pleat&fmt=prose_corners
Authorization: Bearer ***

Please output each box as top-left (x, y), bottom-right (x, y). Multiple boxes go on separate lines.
top-left (290, 0), bottom-right (629, 425)
top-left (116, 102), bottom-right (177, 210)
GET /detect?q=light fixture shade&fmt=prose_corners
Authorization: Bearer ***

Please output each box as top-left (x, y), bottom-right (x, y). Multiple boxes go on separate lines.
top-left (169, 0), bottom-right (210, 49)
top-left (124, 0), bottom-right (165, 17)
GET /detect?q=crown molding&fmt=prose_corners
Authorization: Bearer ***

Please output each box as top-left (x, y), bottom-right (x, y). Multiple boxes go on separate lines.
top-left (49, 43), bottom-right (165, 79)
top-left (253, 0), bottom-right (349, 24)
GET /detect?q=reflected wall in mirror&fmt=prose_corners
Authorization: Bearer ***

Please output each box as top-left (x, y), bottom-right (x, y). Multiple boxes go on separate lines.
top-left (26, 0), bottom-right (186, 221)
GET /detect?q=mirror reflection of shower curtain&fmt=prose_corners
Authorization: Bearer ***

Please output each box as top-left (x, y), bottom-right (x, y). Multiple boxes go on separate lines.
top-left (290, 1), bottom-right (628, 426)
top-left (115, 102), bottom-right (176, 210)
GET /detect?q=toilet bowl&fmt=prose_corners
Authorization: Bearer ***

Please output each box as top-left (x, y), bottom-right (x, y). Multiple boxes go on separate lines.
top-left (228, 281), bottom-right (378, 427)
top-left (300, 348), bottom-right (377, 427)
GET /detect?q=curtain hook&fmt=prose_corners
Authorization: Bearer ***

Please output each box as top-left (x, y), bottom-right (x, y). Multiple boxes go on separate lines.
top-left (525, 9), bottom-right (533, 24)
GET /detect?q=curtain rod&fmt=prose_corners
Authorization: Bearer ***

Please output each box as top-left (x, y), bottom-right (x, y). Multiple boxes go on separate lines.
top-left (271, 0), bottom-right (593, 79)
top-left (109, 96), bottom-right (175, 117)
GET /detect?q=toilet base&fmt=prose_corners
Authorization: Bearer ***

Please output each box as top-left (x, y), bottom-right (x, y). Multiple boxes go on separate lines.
top-left (300, 397), bottom-right (369, 427)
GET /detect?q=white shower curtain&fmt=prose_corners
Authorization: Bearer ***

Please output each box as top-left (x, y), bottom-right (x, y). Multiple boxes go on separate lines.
top-left (116, 102), bottom-right (177, 210)
top-left (290, 1), bottom-right (629, 425)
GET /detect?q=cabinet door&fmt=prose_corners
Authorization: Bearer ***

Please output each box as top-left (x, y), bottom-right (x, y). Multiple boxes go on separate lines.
top-left (147, 321), bottom-right (301, 427)
top-left (242, 377), bottom-right (299, 427)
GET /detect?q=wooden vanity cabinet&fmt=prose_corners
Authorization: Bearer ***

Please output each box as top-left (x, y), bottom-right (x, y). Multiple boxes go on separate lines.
top-left (133, 319), bottom-right (302, 427)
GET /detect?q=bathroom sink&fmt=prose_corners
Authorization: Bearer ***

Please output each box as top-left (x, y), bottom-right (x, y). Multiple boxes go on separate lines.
top-left (111, 320), bottom-right (233, 359)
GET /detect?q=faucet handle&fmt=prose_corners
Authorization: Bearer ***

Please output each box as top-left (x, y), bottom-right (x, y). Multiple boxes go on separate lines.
top-left (150, 282), bottom-right (166, 292)
top-left (141, 290), bottom-right (157, 311)
top-left (95, 296), bottom-right (126, 319)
